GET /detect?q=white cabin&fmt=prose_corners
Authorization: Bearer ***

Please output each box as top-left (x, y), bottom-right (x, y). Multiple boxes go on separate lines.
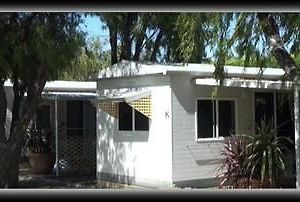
top-left (94, 60), bottom-right (296, 188)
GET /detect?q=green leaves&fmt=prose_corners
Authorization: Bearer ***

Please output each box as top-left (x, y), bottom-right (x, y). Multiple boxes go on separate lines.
top-left (59, 36), bottom-right (110, 81)
top-left (241, 118), bottom-right (292, 187)
top-left (219, 118), bottom-right (293, 188)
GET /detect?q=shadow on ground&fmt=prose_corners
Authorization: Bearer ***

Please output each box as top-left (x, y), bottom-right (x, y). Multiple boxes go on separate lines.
top-left (18, 161), bottom-right (139, 189)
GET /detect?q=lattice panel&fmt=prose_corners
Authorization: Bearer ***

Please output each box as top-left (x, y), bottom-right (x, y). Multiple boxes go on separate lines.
top-left (59, 135), bottom-right (96, 175)
top-left (98, 102), bottom-right (118, 118)
top-left (128, 96), bottom-right (152, 118)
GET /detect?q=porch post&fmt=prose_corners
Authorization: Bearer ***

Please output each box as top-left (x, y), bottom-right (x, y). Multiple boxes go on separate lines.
top-left (55, 95), bottom-right (59, 177)
top-left (294, 82), bottom-right (300, 189)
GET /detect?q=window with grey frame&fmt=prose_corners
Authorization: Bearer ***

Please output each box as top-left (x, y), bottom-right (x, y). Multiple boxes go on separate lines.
top-left (118, 102), bottom-right (149, 131)
top-left (197, 99), bottom-right (235, 139)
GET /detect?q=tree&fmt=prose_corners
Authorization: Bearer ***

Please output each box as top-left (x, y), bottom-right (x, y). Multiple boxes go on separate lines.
top-left (97, 13), bottom-right (178, 64)
top-left (59, 36), bottom-right (110, 81)
top-left (0, 12), bottom-right (84, 188)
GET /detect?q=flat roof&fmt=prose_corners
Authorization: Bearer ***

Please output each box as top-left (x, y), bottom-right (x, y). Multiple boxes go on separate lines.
top-left (94, 60), bottom-right (286, 81)
top-left (4, 80), bottom-right (96, 92)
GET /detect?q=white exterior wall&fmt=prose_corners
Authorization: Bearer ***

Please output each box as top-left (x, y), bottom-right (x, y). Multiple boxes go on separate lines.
top-left (170, 75), bottom-right (254, 187)
top-left (96, 86), bottom-right (173, 187)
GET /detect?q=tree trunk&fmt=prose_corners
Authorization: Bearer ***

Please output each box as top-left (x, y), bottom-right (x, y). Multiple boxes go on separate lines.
top-left (0, 80), bottom-right (6, 141)
top-left (150, 30), bottom-right (163, 62)
top-left (133, 33), bottom-right (145, 61)
top-left (120, 13), bottom-right (136, 61)
top-left (0, 70), bottom-right (46, 187)
top-left (133, 14), bottom-right (150, 61)
top-left (109, 27), bottom-right (118, 65)
top-left (0, 80), bottom-right (23, 187)
top-left (257, 13), bottom-right (298, 79)
top-left (258, 13), bottom-right (300, 189)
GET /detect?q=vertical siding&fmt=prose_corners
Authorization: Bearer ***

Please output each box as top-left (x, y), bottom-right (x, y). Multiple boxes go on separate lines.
top-left (171, 75), bottom-right (254, 185)
top-left (96, 86), bottom-right (173, 187)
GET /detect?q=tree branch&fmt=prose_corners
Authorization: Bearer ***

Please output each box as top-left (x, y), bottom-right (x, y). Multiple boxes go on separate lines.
top-left (258, 13), bottom-right (298, 80)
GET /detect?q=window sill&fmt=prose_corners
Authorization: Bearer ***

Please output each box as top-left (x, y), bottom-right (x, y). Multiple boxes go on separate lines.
top-left (196, 137), bottom-right (225, 143)
top-left (118, 130), bottom-right (149, 136)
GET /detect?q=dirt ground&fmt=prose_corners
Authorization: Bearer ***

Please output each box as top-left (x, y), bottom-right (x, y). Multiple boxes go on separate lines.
top-left (18, 161), bottom-right (141, 189)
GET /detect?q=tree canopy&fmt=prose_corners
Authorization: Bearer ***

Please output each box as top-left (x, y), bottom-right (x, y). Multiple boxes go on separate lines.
top-left (95, 12), bottom-right (300, 79)
top-left (0, 12), bottom-right (85, 188)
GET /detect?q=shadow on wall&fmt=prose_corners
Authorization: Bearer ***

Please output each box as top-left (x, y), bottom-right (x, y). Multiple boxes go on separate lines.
top-left (97, 111), bottom-right (136, 185)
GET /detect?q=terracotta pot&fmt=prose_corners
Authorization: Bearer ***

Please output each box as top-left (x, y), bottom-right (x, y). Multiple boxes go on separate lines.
top-left (28, 152), bottom-right (55, 175)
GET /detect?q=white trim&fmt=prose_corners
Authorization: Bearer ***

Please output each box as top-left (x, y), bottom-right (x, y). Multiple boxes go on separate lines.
top-left (194, 78), bottom-right (293, 90)
top-left (95, 60), bottom-right (286, 81)
top-left (4, 79), bottom-right (96, 92)
top-left (43, 92), bottom-right (97, 100)
top-left (195, 97), bottom-right (238, 142)
top-left (215, 100), bottom-right (219, 138)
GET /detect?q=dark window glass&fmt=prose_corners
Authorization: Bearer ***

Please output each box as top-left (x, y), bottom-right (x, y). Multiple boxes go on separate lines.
top-left (67, 100), bottom-right (83, 136)
top-left (255, 92), bottom-right (274, 130)
top-left (36, 105), bottom-right (50, 129)
top-left (276, 92), bottom-right (294, 141)
top-left (134, 109), bottom-right (149, 131)
top-left (219, 100), bottom-right (235, 137)
top-left (119, 102), bottom-right (133, 131)
top-left (197, 100), bottom-right (214, 138)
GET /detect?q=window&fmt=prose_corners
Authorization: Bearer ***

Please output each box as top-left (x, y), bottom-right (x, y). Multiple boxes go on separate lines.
top-left (67, 100), bottom-right (84, 136)
top-left (255, 92), bottom-right (294, 141)
top-left (119, 102), bottom-right (133, 131)
top-left (197, 99), bottom-right (235, 139)
top-left (118, 102), bottom-right (149, 131)
top-left (254, 92), bottom-right (274, 129)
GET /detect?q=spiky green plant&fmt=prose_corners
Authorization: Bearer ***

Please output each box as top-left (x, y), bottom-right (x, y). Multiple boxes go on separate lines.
top-left (241, 118), bottom-right (293, 187)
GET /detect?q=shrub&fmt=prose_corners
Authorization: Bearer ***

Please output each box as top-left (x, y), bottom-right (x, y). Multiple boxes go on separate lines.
top-left (217, 119), bottom-right (293, 188)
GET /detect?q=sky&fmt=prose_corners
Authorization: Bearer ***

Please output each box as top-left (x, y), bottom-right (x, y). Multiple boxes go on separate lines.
top-left (80, 15), bottom-right (110, 50)
top-left (79, 14), bottom-right (292, 62)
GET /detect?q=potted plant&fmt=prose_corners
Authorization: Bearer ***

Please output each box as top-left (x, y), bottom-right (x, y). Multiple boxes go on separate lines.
top-left (26, 128), bottom-right (55, 175)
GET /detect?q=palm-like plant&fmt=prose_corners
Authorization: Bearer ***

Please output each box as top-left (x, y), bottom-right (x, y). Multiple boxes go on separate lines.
top-left (242, 118), bottom-right (293, 187)
top-left (217, 136), bottom-right (247, 188)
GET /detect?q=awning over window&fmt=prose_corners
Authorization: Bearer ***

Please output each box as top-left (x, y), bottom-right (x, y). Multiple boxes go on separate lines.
top-left (98, 88), bottom-right (152, 118)
top-left (97, 88), bottom-right (151, 102)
